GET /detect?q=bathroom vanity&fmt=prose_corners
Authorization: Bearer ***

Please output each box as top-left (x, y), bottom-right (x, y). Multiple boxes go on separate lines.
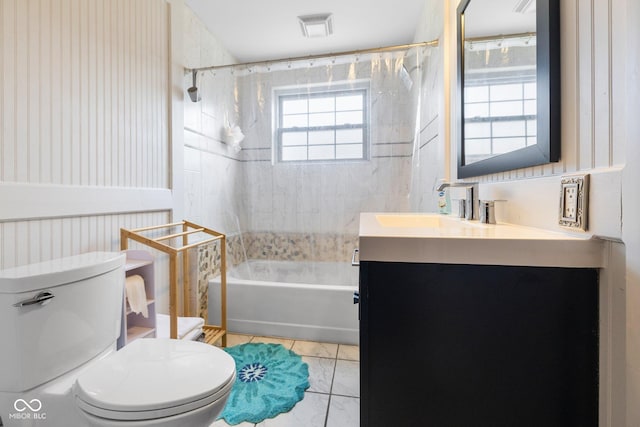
top-left (358, 213), bottom-right (604, 427)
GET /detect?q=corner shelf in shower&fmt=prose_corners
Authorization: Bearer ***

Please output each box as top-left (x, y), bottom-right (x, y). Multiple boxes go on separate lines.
top-left (120, 220), bottom-right (228, 347)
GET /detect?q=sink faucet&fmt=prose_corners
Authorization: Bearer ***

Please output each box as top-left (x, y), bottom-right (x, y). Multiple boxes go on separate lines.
top-left (436, 181), bottom-right (479, 220)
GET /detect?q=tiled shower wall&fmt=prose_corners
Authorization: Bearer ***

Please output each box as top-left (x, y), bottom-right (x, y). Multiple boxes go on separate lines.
top-left (183, 5), bottom-right (244, 320)
top-left (411, 0), bottom-right (445, 213)
top-left (182, 6), bottom-right (243, 235)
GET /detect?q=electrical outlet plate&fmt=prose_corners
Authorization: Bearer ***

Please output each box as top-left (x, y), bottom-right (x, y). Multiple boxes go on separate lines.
top-left (559, 174), bottom-right (589, 231)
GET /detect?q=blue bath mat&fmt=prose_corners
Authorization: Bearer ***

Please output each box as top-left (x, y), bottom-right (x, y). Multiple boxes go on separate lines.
top-left (219, 343), bottom-right (310, 425)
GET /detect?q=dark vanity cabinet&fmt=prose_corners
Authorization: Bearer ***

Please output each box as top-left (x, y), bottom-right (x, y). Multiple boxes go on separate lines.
top-left (359, 261), bottom-right (598, 427)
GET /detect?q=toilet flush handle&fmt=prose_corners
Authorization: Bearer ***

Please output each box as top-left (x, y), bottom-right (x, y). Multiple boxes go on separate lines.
top-left (13, 291), bottom-right (55, 307)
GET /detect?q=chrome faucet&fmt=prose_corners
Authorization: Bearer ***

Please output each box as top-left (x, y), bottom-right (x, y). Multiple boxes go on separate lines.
top-left (436, 181), bottom-right (479, 220)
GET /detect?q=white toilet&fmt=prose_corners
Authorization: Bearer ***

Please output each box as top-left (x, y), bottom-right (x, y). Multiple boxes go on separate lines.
top-left (0, 252), bottom-right (236, 427)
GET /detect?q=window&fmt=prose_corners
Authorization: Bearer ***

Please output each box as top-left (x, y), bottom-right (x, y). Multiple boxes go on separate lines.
top-left (464, 79), bottom-right (537, 164)
top-left (275, 85), bottom-right (369, 162)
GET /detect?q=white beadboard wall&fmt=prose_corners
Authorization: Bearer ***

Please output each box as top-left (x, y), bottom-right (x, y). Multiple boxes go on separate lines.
top-left (447, 0), bottom-right (623, 240)
top-left (1, 0), bottom-right (170, 188)
top-left (0, 0), bottom-right (175, 315)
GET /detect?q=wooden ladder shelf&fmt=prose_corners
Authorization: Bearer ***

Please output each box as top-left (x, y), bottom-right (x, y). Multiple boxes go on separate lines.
top-left (120, 220), bottom-right (227, 347)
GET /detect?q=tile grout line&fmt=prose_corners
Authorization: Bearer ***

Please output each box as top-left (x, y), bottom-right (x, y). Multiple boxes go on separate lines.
top-left (323, 343), bottom-right (341, 427)
top-left (323, 368), bottom-right (336, 427)
top-left (324, 394), bottom-right (333, 427)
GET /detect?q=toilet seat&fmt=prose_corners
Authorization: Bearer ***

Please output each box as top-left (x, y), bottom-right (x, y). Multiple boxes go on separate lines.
top-left (73, 339), bottom-right (236, 421)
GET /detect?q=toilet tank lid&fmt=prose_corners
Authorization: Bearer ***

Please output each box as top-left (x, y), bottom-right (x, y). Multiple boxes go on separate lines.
top-left (0, 252), bottom-right (125, 294)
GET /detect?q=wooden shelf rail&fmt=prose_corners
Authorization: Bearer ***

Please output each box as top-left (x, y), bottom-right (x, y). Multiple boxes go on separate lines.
top-left (120, 220), bottom-right (227, 346)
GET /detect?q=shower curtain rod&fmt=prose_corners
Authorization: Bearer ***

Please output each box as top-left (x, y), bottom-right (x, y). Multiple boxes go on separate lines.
top-left (186, 39), bottom-right (439, 74)
top-left (465, 31), bottom-right (535, 43)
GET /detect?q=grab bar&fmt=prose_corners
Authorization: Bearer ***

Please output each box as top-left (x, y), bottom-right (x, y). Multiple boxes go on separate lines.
top-left (351, 248), bottom-right (360, 267)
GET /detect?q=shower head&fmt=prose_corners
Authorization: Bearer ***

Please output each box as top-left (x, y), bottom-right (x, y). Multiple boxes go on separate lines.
top-left (188, 86), bottom-right (200, 103)
top-left (188, 70), bottom-right (200, 102)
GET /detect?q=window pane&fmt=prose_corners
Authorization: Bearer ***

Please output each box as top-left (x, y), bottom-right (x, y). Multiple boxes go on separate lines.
top-left (309, 112), bottom-right (335, 127)
top-left (308, 130), bottom-right (334, 145)
top-left (494, 137), bottom-right (526, 153)
top-left (524, 100), bottom-right (537, 115)
top-left (336, 129), bottom-right (363, 144)
top-left (490, 101), bottom-right (523, 117)
top-left (465, 103), bottom-right (489, 118)
top-left (526, 119), bottom-right (537, 136)
top-left (490, 84), bottom-right (522, 101)
top-left (309, 97), bottom-right (335, 113)
top-left (336, 144), bottom-right (363, 159)
top-left (282, 132), bottom-right (307, 146)
top-left (492, 120), bottom-right (525, 138)
top-left (465, 86), bottom-right (489, 103)
top-left (282, 114), bottom-right (308, 128)
top-left (465, 138), bottom-right (491, 155)
top-left (308, 145), bottom-right (335, 160)
top-left (524, 82), bottom-right (537, 99)
top-left (282, 99), bottom-right (307, 114)
top-left (336, 95), bottom-right (363, 111)
top-left (336, 111), bottom-right (363, 125)
top-left (282, 146), bottom-right (308, 161)
top-left (465, 122), bottom-right (490, 138)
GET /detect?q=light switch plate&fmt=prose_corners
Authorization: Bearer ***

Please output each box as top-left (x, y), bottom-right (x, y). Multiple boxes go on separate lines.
top-left (559, 174), bottom-right (589, 231)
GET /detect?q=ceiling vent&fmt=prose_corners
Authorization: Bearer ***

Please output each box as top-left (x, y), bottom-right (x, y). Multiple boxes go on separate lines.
top-left (298, 14), bottom-right (333, 38)
top-left (513, 0), bottom-right (536, 14)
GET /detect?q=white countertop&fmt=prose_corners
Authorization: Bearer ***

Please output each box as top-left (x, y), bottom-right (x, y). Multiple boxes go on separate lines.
top-left (358, 213), bottom-right (605, 268)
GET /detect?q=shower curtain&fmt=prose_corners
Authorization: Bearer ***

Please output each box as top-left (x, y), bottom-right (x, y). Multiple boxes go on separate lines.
top-left (196, 45), bottom-right (438, 266)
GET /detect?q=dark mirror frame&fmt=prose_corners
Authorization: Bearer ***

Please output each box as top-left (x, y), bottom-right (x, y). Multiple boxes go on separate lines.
top-left (457, 0), bottom-right (561, 178)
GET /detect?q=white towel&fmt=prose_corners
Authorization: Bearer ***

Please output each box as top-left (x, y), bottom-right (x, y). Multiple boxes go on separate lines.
top-left (125, 275), bottom-right (148, 318)
top-left (156, 314), bottom-right (205, 340)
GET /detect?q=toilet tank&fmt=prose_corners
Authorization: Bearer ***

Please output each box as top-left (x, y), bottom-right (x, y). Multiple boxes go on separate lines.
top-left (0, 252), bottom-right (125, 392)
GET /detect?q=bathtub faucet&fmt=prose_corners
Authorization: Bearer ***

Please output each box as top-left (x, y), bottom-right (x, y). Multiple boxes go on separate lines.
top-left (436, 181), bottom-right (479, 220)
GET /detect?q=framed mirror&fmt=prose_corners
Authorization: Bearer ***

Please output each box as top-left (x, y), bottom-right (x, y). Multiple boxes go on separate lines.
top-left (457, 0), bottom-right (560, 178)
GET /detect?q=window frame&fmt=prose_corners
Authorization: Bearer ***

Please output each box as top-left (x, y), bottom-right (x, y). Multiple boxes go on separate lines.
top-left (274, 82), bottom-right (370, 163)
top-left (463, 77), bottom-right (537, 164)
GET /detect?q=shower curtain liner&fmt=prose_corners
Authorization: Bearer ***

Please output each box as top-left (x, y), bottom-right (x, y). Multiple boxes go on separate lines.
top-left (192, 42), bottom-right (438, 267)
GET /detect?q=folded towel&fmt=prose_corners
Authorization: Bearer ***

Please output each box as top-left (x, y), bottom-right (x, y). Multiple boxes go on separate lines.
top-left (125, 275), bottom-right (148, 318)
top-left (156, 313), bottom-right (205, 339)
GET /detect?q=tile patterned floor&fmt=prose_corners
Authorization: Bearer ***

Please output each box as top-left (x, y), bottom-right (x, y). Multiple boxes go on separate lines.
top-left (211, 334), bottom-right (360, 427)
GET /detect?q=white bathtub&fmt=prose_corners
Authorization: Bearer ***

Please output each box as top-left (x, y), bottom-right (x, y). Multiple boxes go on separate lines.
top-left (209, 260), bottom-right (359, 345)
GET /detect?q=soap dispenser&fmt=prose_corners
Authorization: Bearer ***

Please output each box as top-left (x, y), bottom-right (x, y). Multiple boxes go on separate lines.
top-left (437, 180), bottom-right (451, 214)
